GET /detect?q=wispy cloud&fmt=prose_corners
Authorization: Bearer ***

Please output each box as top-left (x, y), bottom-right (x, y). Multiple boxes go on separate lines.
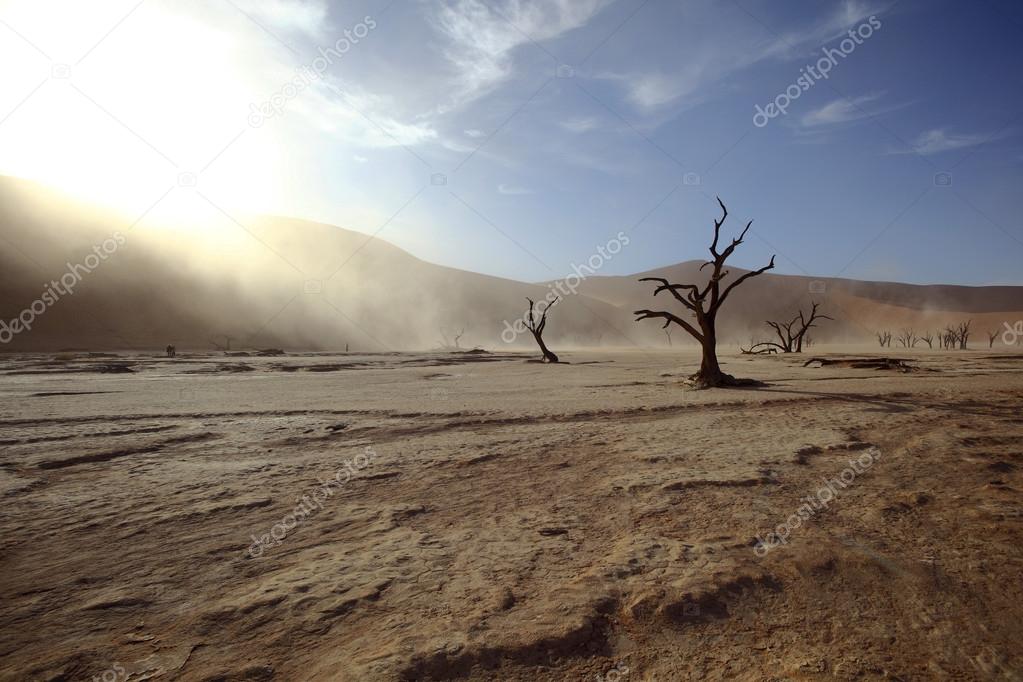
top-left (498, 183), bottom-right (533, 195)
top-left (896, 128), bottom-right (1005, 155)
top-left (605, 0), bottom-right (885, 116)
top-left (801, 93), bottom-right (884, 127)
top-left (233, 0), bottom-right (330, 41)
top-left (300, 80), bottom-right (439, 148)
top-left (757, 0), bottom-right (884, 61)
top-left (559, 117), bottom-right (600, 133)
top-left (431, 0), bottom-right (612, 111)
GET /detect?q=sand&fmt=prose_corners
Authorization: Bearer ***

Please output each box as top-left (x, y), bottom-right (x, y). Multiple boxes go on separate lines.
top-left (1, 347), bottom-right (1021, 681)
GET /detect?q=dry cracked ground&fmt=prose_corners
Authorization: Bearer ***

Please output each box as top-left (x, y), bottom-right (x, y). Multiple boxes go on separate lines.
top-left (1, 348), bottom-right (1021, 681)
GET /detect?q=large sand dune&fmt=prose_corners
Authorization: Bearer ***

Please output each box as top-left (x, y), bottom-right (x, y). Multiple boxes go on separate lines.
top-left (2, 175), bottom-right (1021, 354)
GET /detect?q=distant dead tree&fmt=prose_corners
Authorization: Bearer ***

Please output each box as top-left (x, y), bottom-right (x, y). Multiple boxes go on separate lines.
top-left (956, 320), bottom-right (972, 350)
top-left (921, 332), bottom-right (934, 349)
top-left (453, 328), bottom-right (465, 349)
top-left (635, 198), bottom-right (775, 387)
top-left (525, 297), bottom-right (559, 363)
top-left (741, 302), bottom-right (831, 354)
top-left (664, 328), bottom-right (673, 347)
top-left (987, 330), bottom-right (998, 348)
top-left (210, 335), bottom-right (234, 351)
top-left (941, 326), bottom-right (956, 350)
top-left (897, 329), bottom-right (918, 348)
top-left (876, 330), bottom-right (892, 348)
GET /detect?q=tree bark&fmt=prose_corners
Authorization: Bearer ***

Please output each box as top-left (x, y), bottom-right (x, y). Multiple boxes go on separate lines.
top-left (532, 331), bottom-right (559, 363)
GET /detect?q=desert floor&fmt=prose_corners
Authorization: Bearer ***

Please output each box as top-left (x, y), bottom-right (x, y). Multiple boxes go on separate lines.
top-left (1, 348), bottom-right (1021, 681)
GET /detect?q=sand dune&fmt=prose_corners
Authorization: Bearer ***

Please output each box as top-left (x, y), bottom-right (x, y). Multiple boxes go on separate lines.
top-left (2, 175), bottom-right (1021, 354)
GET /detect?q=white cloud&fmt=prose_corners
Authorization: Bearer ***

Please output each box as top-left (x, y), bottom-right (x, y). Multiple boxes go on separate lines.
top-left (924, 131), bottom-right (995, 154)
top-left (464, 129), bottom-right (486, 138)
top-left (801, 93), bottom-right (883, 127)
top-left (498, 183), bottom-right (533, 195)
top-left (299, 80), bottom-right (439, 148)
top-left (559, 117), bottom-right (600, 133)
top-left (352, 154), bottom-right (368, 162)
top-left (432, 0), bottom-right (612, 111)
top-left (606, 0), bottom-right (885, 116)
top-left (628, 73), bottom-right (690, 110)
top-left (757, 0), bottom-right (884, 61)
top-left (232, 0), bottom-right (330, 41)
top-left (899, 129), bottom-right (997, 155)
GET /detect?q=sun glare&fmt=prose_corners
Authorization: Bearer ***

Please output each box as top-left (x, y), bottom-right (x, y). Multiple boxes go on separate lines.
top-left (0, 0), bottom-right (283, 226)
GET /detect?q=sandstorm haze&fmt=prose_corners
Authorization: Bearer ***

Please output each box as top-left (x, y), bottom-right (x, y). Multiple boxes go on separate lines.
top-left (2, 1), bottom-right (1023, 681)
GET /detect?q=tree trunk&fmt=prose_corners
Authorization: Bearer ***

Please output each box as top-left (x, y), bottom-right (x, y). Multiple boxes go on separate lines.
top-left (693, 322), bottom-right (727, 387)
top-left (532, 331), bottom-right (559, 363)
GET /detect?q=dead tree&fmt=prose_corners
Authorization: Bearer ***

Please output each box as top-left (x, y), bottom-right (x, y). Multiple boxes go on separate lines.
top-left (957, 320), bottom-right (972, 350)
top-left (210, 335), bottom-right (234, 352)
top-left (897, 329), bottom-right (918, 348)
top-left (921, 332), bottom-right (934, 349)
top-left (525, 297), bottom-right (559, 363)
top-left (987, 330), bottom-right (998, 348)
top-left (942, 326), bottom-right (956, 349)
top-left (876, 330), bottom-right (892, 348)
top-left (453, 328), bottom-right (465, 349)
top-left (741, 302), bottom-right (831, 354)
top-left (664, 328), bottom-right (673, 347)
top-left (793, 302), bottom-right (831, 352)
top-left (635, 198), bottom-right (775, 387)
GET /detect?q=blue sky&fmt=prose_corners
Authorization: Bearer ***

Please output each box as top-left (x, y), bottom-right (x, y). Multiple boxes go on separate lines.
top-left (2, 0), bottom-right (1021, 285)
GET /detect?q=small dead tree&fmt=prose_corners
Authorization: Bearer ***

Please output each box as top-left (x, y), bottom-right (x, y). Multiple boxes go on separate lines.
top-left (763, 314), bottom-right (800, 353)
top-left (897, 329), bottom-right (918, 348)
top-left (942, 326), bottom-right (956, 349)
top-left (921, 332), bottom-right (934, 349)
top-left (987, 330), bottom-right (998, 348)
top-left (453, 328), bottom-right (465, 349)
top-left (876, 330), bottom-right (892, 348)
top-left (525, 297), bottom-right (559, 363)
top-left (957, 320), bottom-right (972, 350)
top-left (741, 302), bottom-right (831, 354)
top-left (635, 198), bottom-right (775, 387)
top-left (793, 302), bottom-right (831, 352)
top-left (210, 335), bottom-right (234, 352)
